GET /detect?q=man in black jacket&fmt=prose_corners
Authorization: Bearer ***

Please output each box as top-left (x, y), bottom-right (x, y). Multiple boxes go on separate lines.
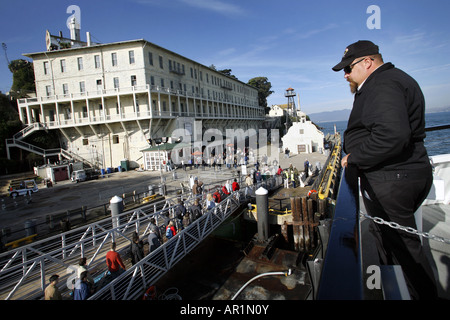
top-left (333, 40), bottom-right (437, 299)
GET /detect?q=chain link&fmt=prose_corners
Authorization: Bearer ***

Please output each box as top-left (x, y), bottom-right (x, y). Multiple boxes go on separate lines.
top-left (360, 212), bottom-right (450, 245)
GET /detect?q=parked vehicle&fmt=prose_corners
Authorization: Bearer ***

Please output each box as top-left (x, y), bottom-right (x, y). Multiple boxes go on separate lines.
top-left (9, 180), bottom-right (39, 197)
top-left (71, 169), bottom-right (100, 183)
top-left (71, 170), bottom-right (87, 183)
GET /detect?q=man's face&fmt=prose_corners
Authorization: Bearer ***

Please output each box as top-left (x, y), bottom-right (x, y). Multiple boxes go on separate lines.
top-left (344, 57), bottom-right (368, 93)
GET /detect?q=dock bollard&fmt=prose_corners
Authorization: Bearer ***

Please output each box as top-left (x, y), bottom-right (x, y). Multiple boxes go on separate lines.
top-left (255, 187), bottom-right (269, 243)
top-left (110, 195), bottom-right (123, 229)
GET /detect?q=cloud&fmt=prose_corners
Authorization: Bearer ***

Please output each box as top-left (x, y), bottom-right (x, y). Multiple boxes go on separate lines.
top-left (178, 0), bottom-right (245, 16)
top-left (295, 23), bottom-right (339, 40)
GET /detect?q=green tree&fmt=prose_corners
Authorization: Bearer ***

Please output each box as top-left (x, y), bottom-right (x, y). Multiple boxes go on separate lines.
top-left (8, 59), bottom-right (35, 99)
top-left (247, 77), bottom-right (273, 114)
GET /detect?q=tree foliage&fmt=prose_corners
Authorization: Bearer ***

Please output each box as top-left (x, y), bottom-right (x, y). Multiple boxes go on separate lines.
top-left (247, 77), bottom-right (274, 113)
top-left (9, 59), bottom-right (35, 99)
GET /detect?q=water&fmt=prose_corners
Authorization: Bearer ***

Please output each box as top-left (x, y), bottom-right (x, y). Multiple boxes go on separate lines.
top-left (317, 111), bottom-right (450, 157)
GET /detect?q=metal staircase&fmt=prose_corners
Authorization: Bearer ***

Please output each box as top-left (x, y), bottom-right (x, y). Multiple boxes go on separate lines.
top-left (5, 123), bottom-right (100, 169)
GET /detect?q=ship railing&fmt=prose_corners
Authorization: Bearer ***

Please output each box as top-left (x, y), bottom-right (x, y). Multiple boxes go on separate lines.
top-left (314, 165), bottom-right (413, 300)
top-left (315, 165), bottom-right (364, 299)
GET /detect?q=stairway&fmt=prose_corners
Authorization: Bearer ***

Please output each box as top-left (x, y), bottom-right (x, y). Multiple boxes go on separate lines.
top-left (6, 123), bottom-right (100, 169)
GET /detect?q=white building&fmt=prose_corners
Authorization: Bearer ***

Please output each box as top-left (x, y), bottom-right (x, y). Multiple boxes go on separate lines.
top-left (268, 104), bottom-right (285, 117)
top-left (11, 29), bottom-right (263, 170)
top-left (281, 112), bottom-right (324, 154)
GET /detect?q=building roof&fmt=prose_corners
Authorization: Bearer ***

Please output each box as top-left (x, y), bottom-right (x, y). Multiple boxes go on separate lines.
top-left (23, 37), bottom-right (257, 89)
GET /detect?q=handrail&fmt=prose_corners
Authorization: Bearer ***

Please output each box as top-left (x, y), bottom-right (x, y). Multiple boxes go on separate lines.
top-left (317, 140), bottom-right (341, 200)
top-left (316, 165), bottom-right (363, 299)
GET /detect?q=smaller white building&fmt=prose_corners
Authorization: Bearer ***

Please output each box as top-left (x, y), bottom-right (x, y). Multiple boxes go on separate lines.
top-left (281, 112), bottom-right (324, 154)
top-left (268, 105), bottom-right (285, 117)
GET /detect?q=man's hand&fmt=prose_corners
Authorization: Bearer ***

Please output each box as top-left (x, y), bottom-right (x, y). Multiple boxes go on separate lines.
top-left (341, 153), bottom-right (351, 168)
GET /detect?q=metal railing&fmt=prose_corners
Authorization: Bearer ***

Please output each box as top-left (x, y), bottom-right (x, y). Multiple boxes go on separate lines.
top-left (0, 176), bottom-right (280, 300)
top-left (89, 176), bottom-right (280, 300)
top-left (317, 140), bottom-right (341, 200)
top-left (0, 194), bottom-right (183, 300)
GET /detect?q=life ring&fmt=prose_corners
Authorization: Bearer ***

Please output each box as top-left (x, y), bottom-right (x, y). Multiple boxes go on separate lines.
top-left (307, 189), bottom-right (317, 197)
top-left (142, 285), bottom-right (157, 300)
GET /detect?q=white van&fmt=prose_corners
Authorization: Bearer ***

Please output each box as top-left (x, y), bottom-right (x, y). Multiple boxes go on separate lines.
top-left (71, 170), bottom-right (87, 183)
top-left (9, 180), bottom-right (39, 197)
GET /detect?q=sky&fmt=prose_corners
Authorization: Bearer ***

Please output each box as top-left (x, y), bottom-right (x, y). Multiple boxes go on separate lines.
top-left (1, 0), bottom-right (450, 115)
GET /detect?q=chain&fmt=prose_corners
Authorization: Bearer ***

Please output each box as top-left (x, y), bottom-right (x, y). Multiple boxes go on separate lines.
top-left (360, 212), bottom-right (450, 245)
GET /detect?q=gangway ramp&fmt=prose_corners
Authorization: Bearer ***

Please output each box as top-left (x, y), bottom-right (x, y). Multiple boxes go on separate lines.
top-left (89, 177), bottom-right (281, 300)
top-left (0, 177), bottom-right (281, 300)
top-left (0, 193), bottom-right (184, 300)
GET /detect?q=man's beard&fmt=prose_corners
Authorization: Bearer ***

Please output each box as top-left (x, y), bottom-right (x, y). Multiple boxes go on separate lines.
top-left (348, 80), bottom-right (358, 94)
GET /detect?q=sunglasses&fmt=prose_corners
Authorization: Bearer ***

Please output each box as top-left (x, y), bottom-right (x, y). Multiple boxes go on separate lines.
top-left (344, 57), bottom-right (374, 74)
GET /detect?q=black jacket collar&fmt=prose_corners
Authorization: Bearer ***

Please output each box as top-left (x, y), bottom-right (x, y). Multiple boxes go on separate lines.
top-left (356, 62), bottom-right (394, 95)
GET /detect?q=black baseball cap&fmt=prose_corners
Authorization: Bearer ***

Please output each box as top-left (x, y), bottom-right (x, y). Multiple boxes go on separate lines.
top-left (332, 40), bottom-right (379, 71)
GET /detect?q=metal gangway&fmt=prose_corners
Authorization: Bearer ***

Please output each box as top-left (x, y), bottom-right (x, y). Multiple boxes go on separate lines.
top-left (0, 176), bottom-right (281, 300)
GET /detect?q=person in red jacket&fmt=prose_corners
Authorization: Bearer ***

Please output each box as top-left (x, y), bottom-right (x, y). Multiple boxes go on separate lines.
top-left (165, 220), bottom-right (177, 240)
top-left (221, 185), bottom-right (230, 195)
top-left (232, 178), bottom-right (240, 191)
top-left (106, 242), bottom-right (126, 279)
top-left (213, 190), bottom-right (221, 203)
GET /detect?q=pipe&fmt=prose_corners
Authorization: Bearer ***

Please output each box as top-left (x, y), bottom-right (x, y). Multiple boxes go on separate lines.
top-left (231, 269), bottom-right (292, 300)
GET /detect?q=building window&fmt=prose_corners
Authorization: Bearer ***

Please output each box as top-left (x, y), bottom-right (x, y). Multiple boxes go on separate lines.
top-left (62, 83), bottom-right (69, 95)
top-left (60, 59), bottom-right (66, 73)
top-left (43, 61), bottom-right (50, 75)
top-left (94, 55), bottom-right (101, 68)
top-left (161, 78), bottom-right (165, 87)
top-left (159, 56), bottom-right (163, 69)
top-left (96, 79), bottom-right (103, 92)
top-left (83, 139), bottom-right (89, 146)
top-left (77, 57), bottom-right (83, 70)
top-left (45, 85), bottom-right (52, 96)
top-left (131, 75), bottom-right (137, 87)
top-left (129, 50), bottom-right (135, 64)
top-left (113, 77), bottom-right (119, 89)
top-left (150, 76), bottom-right (155, 86)
top-left (112, 52), bottom-right (117, 66)
top-left (148, 52), bottom-right (153, 65)
top-left (79, 81), bottom-right (85, 93)
top-left (113, 135), bottom-right (119, 144)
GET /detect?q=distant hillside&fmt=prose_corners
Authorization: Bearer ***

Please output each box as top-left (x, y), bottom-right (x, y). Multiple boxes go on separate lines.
top-left (306, 106), bottom-right (449, 123)
top-left (426, 106), bottom-right (450, 113)
top-left (308, 109), bottom-right (351, 123)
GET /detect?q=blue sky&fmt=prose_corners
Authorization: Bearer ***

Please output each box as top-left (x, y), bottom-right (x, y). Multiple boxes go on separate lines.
top-left (1, 0), bottom-right (450, 114)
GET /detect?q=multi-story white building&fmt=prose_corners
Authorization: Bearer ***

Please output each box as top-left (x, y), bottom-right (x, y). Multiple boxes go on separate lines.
top-left (13, 31), bottom-right (263, 170)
